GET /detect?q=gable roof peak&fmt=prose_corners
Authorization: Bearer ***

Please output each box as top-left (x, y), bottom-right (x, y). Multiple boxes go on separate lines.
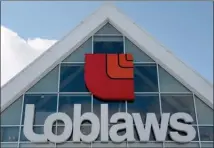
top-left (1, 2), bottom-right (213, 112)
top-left (102, 1), bottom-right (115, 6)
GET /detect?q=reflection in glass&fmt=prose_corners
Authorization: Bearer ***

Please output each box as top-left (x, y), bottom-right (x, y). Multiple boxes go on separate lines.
top-left (60, 64), bottom-right (88, 92)
top-left (158, 66), bottom-right (189, 92)
top-left (161, 94), bottom-right (196, 123)
top-left (164, 142), bottom-right (199, 148)
top-left (57, 142), bottom-right (90, 148)
top-left (199, 126), bottom-right (213, 141)
top-left (93, 40), bottom-right (124, 54)
top-left (19, 143), bottom-right (55, 148)
top-left (127, 95), bottom-right (160, 122)
top-left (134, 64), bottom-right (158, 92)
top-left (1, 96), bottom-right (23, 125)
top-left (195, 96), bottom-right (213, 125)
top-left (63, 38), bottom-right (92, 62)
top-left (93, 96), bottom-right (125, 121)
top-left (22, 94), bottom-right (57, 125)
top-left (1, 127), bottom-right (19, 142)
top-left (27, 66), bottom-right (59, 92)
top-left (128, 142), bottom-right (163, 148)
top-left (125, 37), bottom-right (154, 62)
top-left (58, 95), bottom-right (91, 125)
top-left (201, 142), bottom-right (214, 148)
top-left (1, 143), bottom-right (18, 148)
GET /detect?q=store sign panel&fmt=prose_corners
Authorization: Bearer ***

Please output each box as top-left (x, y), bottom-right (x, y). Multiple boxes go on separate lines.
top-left (23, 54), bottom-right (196, 143)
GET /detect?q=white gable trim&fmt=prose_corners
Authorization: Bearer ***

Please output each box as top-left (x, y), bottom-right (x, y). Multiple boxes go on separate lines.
top-left (1, 4), bottom-right (213, 112)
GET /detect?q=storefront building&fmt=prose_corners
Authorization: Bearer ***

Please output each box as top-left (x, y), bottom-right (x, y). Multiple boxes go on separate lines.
top-left (1, 3), bottom-right (213, 148)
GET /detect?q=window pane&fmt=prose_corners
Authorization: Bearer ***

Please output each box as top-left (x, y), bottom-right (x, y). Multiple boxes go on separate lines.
top-left (166, 126), bottom-right (198, 141)
top-left (195, 96), bottom-right (213, 125)
top-left (22, 94), bottom-right (57, 125)
top-left (125, 37), bottom-right (154, 62)
top-left (20, 143), bottom-right (55, 148)
top-left (92, 142), bottom-right (126, 147)
top-left (1, 143), bottom-right (18, 148)
top-left (201, 142), bottom-right (214, 148)
top-left (27, 66), bottom-right (59, 92)
top-left (93, 40), bottom-right (124, 54)
top-left (93, 96), bottom-right (126, 121)
top-left (1, 127), bottom-right (19, 142)
top-left (128, 142), bottom-right (163, 148)
top-left (199, 126), bottom-right (213, 141)
top-left (57, 142), bottom-right (91, 148)
top-left (94, 36), bottom-right (123, 42)
top-left (20, 126), bottom-right (44, 141)
top-left (158, 66), bottom-right (189, 92)
top-left (60, 64), bottom-right (88, 92)
top-left (134, 64), bottom-right (158, 92)
top-left (58, 95), bottom-right (91, 125)
top-left (164, 142), bottom-right (199, 148)
top-left (95, 23), bottom-right (122, 35)
top-left (1, 96), bottom-right (22, 125)
top-left (63, 38), bottom-right (92, 62)
top-left (161, 94), bottom-right (196, 123)
top-left (127, 95), bottom-right (160, 122)
top-left (56, 126), bottom-right (65, 136)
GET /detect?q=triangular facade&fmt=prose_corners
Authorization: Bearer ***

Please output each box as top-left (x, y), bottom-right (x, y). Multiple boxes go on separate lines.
top-left (1, 3), bottom-right (213, 148)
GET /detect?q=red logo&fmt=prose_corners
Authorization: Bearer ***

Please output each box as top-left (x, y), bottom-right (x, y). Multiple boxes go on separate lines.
top-left (84, 54), bottom-right (134, 101)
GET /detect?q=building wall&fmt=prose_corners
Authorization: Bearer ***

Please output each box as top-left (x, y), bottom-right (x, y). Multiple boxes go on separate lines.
top-left (1, 23), bottom-right (213, 148)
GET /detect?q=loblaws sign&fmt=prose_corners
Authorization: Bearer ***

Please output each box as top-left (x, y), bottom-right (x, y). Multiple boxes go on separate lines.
top-left (23, 54), bottom-right (196, 143)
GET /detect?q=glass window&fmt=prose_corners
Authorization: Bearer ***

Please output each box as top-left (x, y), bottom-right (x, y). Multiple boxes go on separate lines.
top-left (166, 126), bottom-right (198, 141)
top-left (127, 95), bottom-right (160, 122)
top-left (58, 95), bottom-right (91, 125)
top-left (57, 142), bottom-right (91, 148)
top-left (1, 96), bottom-right (23, 125)
top-left (128, 142), bottom-right (163, 148)
top-left (134, 64), bottom-right (158, 92)
top-left (125, 37), bottom-right (154, 62)
top-left (199, 126), bottom-right (213, 141)
top-left (20, 126), bottom-right (44, 141)
top-left (93, 96), bottom-right (126, 121)
top-left (60, 64), bottom-right (88, 92)
top-left (93, 36), bottom-right (123, 54)
top-left (201, 142), bottom-right (214, 148)
top-left (158, 66), bottom-right (190, 92)
top-left (22, 94), bottom-right (57, 125)
top-left (63, 38), bottom-right (92, 62)
top-left (92, 142), bottom-right (126, 147)
top-left (195, 96), bottom-right (213, 125)
top-left (161, 94), bottom-right (196, 123)
top-left (94, 36), bottom-right (123, 42)
top-left (1, 143), bottom-right (18, 148)
top-left (20, 143), bottom-right (55, 148)
top-left (95, 23), bottom-right (122, 35)
top-left (56, 126), bottom-right (65, 136)
top-left (27, 66), bottom-right (59, 92)
top-left (1, 127), bottom-right (19, 142)
top-left (164, 142), bottom-right (199, 148)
